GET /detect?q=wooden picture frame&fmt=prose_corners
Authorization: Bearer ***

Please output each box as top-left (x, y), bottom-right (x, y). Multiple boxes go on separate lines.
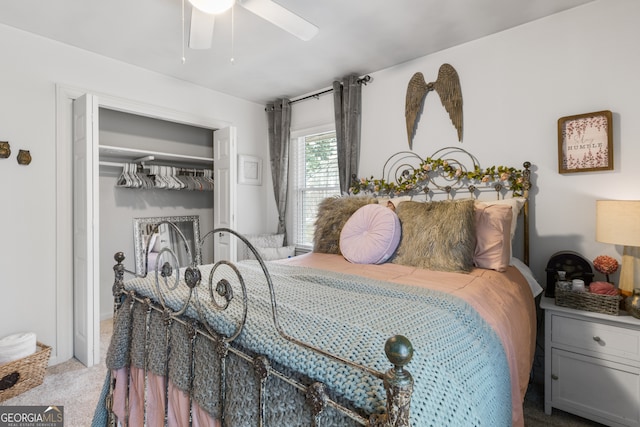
top-left (238, 154), bottom-right (262, 185)
top-left (558, 110), bottom-right (613, 174)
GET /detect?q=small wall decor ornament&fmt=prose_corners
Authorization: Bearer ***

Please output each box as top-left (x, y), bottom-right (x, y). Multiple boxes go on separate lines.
top-left (238, 154), bottom-right (262, 185)
top-left (0, 141), bottom-right (10, 159)
top-left (17, 150), bottom-right (32, 165)
top-left (405, 63), bottom-right (463, 149)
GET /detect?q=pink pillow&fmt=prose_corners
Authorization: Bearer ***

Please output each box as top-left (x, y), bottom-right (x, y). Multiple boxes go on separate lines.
top-left (339, 204), bottom-right (402, 264)
top-left (473, 202), bottom-right (513, 272)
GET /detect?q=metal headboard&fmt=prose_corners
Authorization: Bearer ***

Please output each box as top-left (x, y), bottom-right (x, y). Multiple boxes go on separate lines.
top-left (350, 147), bottom-right (532, 264)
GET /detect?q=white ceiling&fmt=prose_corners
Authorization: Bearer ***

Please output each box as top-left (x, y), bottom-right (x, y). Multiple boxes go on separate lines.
top-left (0, 0), bottom-right (594, 104)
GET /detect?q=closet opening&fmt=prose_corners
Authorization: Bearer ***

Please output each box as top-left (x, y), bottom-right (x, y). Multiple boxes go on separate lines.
top-left (97, 108), bottom-right (215, 323)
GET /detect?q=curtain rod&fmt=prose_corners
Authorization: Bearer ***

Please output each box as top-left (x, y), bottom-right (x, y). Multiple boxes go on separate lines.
top-left (289, 75), bottom-right (371, 105)
top-left (265, 75), bottom-right (372, 110)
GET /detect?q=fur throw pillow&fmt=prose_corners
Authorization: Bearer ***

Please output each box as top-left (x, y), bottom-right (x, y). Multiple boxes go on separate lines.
top-left (313, 196), bottom-right (378, 254)
top-left (392, 199), bottom-right (476, 272)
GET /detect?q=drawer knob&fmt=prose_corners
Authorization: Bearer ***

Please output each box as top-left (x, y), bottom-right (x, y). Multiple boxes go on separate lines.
top-left (551, 374), bottom-right (559, 380)
top-left (593, 336), bottom-right (601, 342)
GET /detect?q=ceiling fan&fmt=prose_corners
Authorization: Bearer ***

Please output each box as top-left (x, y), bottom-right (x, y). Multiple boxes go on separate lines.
top-left (188, 0), bottom-right (319, 49)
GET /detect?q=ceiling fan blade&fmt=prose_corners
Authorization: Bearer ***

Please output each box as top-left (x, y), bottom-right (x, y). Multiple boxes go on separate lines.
top-left (189, 7), bottom-right (215, 49)
top-left (238, 0), bottom-right (319, 41)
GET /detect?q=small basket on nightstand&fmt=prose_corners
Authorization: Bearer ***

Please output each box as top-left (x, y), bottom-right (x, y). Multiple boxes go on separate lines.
top-left (555, 286), bottom-right (622, 316)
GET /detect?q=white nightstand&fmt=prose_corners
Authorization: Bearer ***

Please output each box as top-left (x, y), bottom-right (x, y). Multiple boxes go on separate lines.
top-left (540, 296), bottom-right (640, 426)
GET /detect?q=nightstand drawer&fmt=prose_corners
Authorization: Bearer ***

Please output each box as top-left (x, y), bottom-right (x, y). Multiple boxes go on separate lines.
top-left (551, 314), bottom-right (640, 362)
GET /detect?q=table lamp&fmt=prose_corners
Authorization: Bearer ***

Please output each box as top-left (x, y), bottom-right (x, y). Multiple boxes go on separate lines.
top-left (596, 200), bottom-right (640, 296)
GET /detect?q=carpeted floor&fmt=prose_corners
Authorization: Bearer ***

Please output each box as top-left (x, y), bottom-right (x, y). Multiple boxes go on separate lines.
top-left (1, 319), bottom-right (604, 427)
top-left (522, 382), bottom-right (604, 426)
top-left (0, 319), bottom-right (111, 427)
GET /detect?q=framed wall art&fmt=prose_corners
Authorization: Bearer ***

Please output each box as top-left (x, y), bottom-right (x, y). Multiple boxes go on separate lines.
top-left (238, 154), bottom-right (263, 185)
top-left (558, 110), bottom-right (613, 174)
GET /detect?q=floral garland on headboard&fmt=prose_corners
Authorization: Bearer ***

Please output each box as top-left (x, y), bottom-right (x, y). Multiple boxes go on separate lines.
top-left (349, 148), bottom-right (530, 199)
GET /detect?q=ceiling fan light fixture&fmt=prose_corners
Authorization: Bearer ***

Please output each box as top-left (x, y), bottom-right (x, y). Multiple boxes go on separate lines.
top-left (189, 0), bottom-right (235, 15)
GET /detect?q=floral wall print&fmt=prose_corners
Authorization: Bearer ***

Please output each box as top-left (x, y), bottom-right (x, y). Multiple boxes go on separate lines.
top-left (558, 110), bottom-right (613, 174)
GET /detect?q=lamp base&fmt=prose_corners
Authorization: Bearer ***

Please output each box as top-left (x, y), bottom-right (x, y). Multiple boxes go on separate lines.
top-left (619, 246), bottom-right (640, 297)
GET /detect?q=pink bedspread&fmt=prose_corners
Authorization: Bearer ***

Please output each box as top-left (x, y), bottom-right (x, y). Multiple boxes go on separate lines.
top-left (278, 252), bottom-right (536, 427)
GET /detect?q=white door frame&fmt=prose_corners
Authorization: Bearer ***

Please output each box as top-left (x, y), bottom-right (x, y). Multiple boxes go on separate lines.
top-left (55, 84), bottom-right (231, 365)
top-left (72, 93), bottom-right (100, 367)
top-left (213, 127), bottom-right (237, 263)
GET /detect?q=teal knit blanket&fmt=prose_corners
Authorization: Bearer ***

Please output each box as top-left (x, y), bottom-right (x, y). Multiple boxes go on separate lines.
top-left (117, 261), bottom-right (511, 426)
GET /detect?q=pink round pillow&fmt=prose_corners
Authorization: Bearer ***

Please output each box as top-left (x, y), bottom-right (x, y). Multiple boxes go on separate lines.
top-left (339, 204), bottom-right (402, 264)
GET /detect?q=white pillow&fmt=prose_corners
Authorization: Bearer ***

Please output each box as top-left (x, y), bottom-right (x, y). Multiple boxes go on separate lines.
top-left (510, 257), bottom-right (544, 297)
top-left (257, 245), bottom-right (296, 261)
top-left (152, 234), bottom-right (166, 253)
top-left (146, 233), bottom-right (158, 254)
top-left (244, 233), bottom-right (286, 260)
top-left (247, 233), bottom-right (285, 248)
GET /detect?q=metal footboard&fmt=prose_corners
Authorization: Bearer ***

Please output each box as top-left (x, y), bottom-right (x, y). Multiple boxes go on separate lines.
top-left (105, 225), bottom-right (415, 427)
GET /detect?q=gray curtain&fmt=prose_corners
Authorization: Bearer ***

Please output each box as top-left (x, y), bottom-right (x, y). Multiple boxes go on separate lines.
top-left (266, 98), bottom-right (291, 243)
top-left (333, 75), bottom-right (362, 194)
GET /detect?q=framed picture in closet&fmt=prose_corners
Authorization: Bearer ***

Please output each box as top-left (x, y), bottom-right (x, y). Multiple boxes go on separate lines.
top-left (238, 154), bottom-right (263, 185)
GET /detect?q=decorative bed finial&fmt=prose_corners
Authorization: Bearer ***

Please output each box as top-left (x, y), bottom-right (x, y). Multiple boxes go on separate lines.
top-left (405, 64), bottom-right (463, 149)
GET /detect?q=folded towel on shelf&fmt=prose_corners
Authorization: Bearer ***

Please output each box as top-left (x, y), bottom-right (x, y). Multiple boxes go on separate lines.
top-left (0, 332), bottom-right (37, 365)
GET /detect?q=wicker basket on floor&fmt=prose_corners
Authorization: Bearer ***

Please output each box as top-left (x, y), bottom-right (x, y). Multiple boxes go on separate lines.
top-left (0, 342), bottom-right (51, 402)
top-left (555, 286), bottom-right (621, 315)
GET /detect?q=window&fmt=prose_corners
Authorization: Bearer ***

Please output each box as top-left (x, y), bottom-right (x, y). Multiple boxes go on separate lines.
top-left (293, 130), bottom-right (340, 248)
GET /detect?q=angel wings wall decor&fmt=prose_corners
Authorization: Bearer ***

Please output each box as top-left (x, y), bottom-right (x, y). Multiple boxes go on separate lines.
top-left (405, 63), bottom-right (463, 149)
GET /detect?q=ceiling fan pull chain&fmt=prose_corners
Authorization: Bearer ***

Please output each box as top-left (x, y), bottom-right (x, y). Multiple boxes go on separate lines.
top-left (230, 5), bottom-right (235, 65)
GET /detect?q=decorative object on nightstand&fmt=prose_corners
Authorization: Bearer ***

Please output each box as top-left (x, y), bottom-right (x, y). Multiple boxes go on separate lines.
top-left (626, 288), bottom-right (640, 319)
top-left (596, 200), bottom-right (640, 298)
top-left (593, 254), bottom-right (619, 283)
top-left (555, 270), bottom-right (572, 291)
top-left (555, 284), bottom-right (621, 315)
top-left (546, 250), bottom-right (622, 315)
top-left (544, 250), bottom-right (594, 298)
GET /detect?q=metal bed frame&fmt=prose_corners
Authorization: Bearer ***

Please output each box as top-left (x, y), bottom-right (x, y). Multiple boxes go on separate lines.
top-left (106, 227), bottom-right (414, 426)
top-left (103, 148), bottom-right (532, 426)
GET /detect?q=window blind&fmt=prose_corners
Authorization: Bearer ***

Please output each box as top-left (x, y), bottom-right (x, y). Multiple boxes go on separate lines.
top-left (295, 131), bottom-right (339, 247)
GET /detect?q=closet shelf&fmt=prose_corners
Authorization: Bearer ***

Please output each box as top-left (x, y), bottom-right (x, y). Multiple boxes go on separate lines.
top-left (99, 145), bottom-right (213, 166)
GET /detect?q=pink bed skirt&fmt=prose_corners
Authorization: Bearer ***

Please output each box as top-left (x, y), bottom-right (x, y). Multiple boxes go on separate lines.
top-left (111, 367), bottom-right (221, 427)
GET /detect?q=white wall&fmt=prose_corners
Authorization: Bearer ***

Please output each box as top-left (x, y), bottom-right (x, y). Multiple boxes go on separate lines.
top-left (2, 0), bottom-right (637, 366)
top-left (0, 24), bottom-right (269, 364)
top-left (291, 0), bottom-right (640, 288)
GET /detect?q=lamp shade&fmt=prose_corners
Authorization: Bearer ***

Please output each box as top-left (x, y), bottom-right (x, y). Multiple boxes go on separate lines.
top-left (596, 200), bottom-right (640, 295)
top-left (596, 200), bottom-right (640, 247)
